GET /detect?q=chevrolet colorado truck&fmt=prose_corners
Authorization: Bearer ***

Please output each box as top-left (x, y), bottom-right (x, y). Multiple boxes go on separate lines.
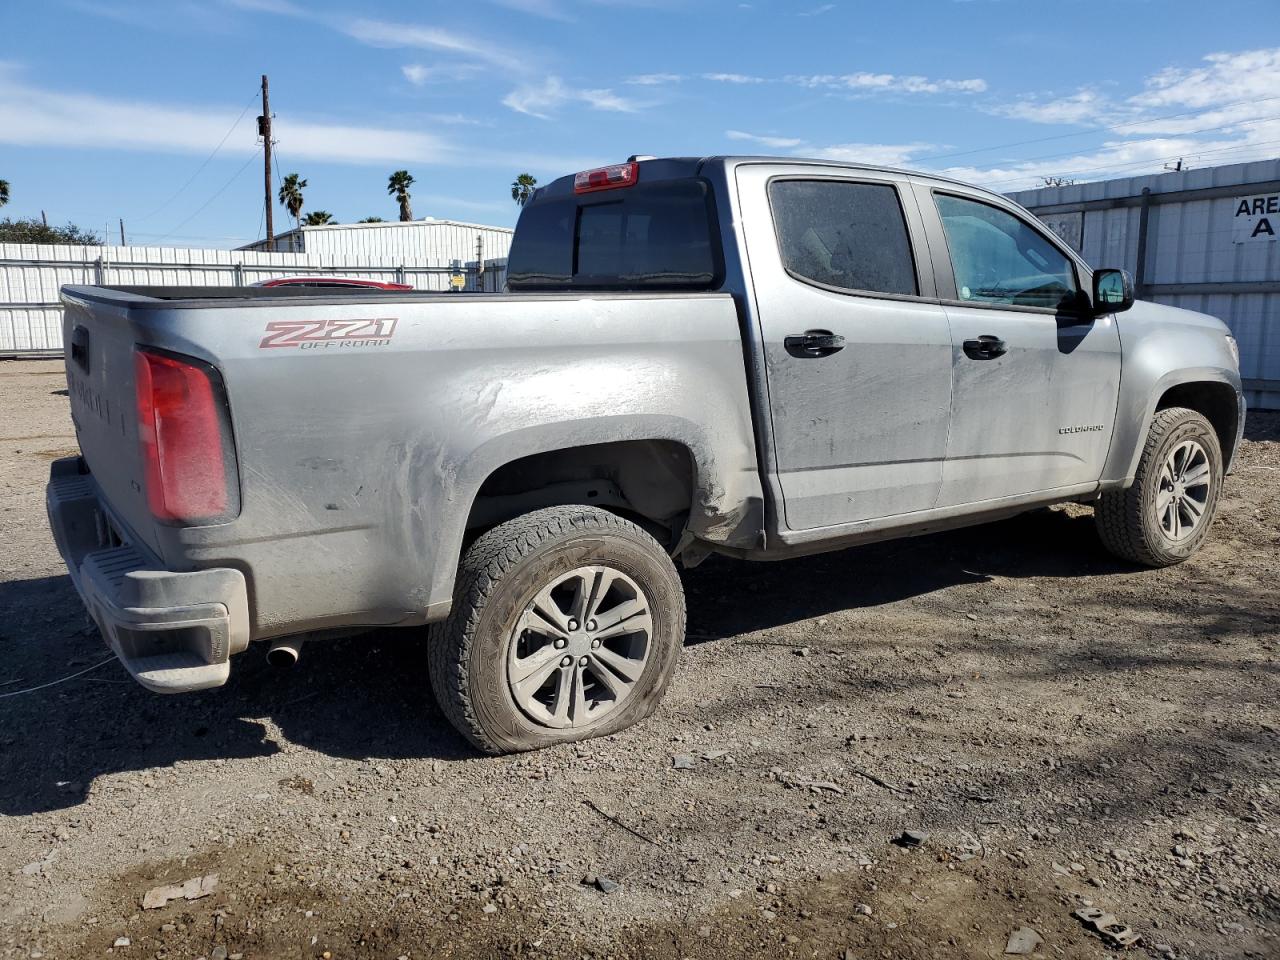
top-left (47, 156), bottom-right (1245, 753)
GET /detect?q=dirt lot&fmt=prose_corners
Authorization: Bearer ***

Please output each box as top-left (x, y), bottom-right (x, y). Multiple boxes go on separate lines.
top-left (2, 358), bottom-right (1278, 960)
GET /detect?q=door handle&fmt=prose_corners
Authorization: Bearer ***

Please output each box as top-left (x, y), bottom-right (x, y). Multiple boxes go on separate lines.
top-left (962, 335), bottom-right (1007, 360)
top-left (784, 330), bottom-right (846, 358)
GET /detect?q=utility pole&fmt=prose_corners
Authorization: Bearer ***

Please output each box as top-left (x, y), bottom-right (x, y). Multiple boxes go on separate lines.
top-left (119, 219), bottom-right (126, 246)
top-left (259, 74), bottom-right (274, 252)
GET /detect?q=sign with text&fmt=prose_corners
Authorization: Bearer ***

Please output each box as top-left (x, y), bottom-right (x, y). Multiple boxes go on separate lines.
top-left (1233, 194), bottom-right (1279, 243)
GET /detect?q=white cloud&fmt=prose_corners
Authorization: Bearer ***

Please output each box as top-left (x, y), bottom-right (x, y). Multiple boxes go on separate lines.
top-left (0, 67), bottom-right (603, 177)
top-left (224, 0), bottom-right (305, 14)
top-left (937, 124), bottom-right (1280, 192)
top-left (701, 70), bottom-right (986, 95)
top-left (933, 45), bottom-right (1280, 189)
top-left (344, 19), bottom-right (528, 73)
top-left (787, 72), bottom-right (987, 94)
top-left (703, 72), bottom-right (768, 84)
top-left (401, 63), bottom-right (482, 86)
top-left (993, 89), bottom-right (1108, 125)
top-left (984, 47), bottom-right (1280, 133)
top-left (726, 130), bottom-right (806, 149)
top-left (810, 141), bottom-right (937, 166)
top-left (225, 2), bottom-right (535, 77)
top-left (798, 4), bottom-right (836, 15)
top-left (489, 0), bottom-right (575, 20)
top-left (0, 71), bottom-right (453, 166)
top-left (502, 76), bottom-right (640, 118)
top-left (1132, 48), bottom-right (1280, 110)
top-left (424, 113), bottom-right (493, 127)
top-left (487, 0), bottom-right (681, 19)
top-left (725, 128), bottom-right (934, 166)
top-left (626, 73), bottom-right (684, 86)
top-left (402, 64), bottom-right (429, 86)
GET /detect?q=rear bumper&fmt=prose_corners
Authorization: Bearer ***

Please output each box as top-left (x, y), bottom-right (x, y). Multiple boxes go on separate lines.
top-left (45, 457), bottom-right (249, 693)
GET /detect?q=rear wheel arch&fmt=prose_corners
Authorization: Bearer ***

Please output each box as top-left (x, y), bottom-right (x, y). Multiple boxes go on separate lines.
top-left (464, 439), bottom-right (698, 548)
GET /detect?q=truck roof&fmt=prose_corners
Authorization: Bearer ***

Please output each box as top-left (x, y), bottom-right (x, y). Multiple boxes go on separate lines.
top-left (537, 155), bottom-right (1012, 207)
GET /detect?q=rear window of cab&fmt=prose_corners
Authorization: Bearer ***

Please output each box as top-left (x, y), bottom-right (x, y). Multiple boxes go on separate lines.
top-left (506, 179), bottom-right (722, 290)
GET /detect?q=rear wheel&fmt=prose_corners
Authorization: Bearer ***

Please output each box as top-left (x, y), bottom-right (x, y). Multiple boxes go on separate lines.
top-left (1095, 407), bottom-right (1223, 567)
top-left (428, 506), bottom-right (685, 754)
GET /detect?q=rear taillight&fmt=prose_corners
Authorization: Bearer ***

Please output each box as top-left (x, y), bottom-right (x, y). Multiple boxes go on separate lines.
top-left (134, 349), bottom-right (238, 524)
top-left (574, 162), bottom-right (639, 194)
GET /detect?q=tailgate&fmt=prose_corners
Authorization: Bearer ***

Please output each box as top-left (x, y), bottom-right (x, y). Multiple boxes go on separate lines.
top-left (61, 294), bottom-right (162, 558)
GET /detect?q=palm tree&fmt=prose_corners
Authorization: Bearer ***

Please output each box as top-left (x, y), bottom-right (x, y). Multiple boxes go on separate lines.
top-left (278, 173), bottom-right (307, 224)
top-left (302, 210), bottom-right (335, 226)
top-left (511, 173), bottom-right (537, 207)
top-left (387, 170), bottom-right (415, 222)
top-left (0, 180), bottom-right (9, 208)
top-left (358, 216), bottom-right (385, 223)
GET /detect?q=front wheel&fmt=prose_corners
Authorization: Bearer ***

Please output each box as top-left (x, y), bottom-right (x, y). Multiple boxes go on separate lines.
top-left (428, 506), bottom-right (686, 754)
top-left (1095, 406), bottom-right (1224, 567)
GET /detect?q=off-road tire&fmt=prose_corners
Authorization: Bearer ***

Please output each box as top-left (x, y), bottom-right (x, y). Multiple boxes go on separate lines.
top-left (428, 505), bottom-right (685, 754)
top-left (1095, 407), bottom-right (1223, 567)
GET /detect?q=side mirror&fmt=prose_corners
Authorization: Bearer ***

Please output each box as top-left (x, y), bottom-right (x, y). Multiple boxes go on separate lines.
top-left (1092, 268), bottom-right (1134, 315)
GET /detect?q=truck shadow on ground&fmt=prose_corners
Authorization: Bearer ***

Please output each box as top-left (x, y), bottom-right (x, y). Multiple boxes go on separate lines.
top-left (0, 504), bottom-right (1255, 816)
top-left (684, 505), bottom-right (1139, 642)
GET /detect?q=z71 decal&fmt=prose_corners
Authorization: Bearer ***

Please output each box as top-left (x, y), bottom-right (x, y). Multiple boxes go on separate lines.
top-left (259, 318), bottom-right (398, 349)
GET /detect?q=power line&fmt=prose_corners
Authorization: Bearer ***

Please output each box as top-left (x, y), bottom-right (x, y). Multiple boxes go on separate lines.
top-left (126, 230), bottom-right (257, 242)
top-left (153, 151), bottom-right (260, 243)
top-left (272, 145), bottom-right (304, 241)
top-left (959, 112), bottom-right (1280, 173)
top-left (984, 136), bottom-right (1280, 189)
top-left (133, 91), bottom-right (259, 222)
top-left (915, 93), bottom-right (1280, 164)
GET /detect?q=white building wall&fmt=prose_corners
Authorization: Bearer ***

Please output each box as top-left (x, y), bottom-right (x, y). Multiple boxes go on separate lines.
top-left (299, 220), bottom-right (513, 265)
top-left (239, 219), bottom-right (514, 266)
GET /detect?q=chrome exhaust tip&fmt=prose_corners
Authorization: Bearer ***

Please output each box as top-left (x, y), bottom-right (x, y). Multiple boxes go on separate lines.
top-left (266, 637), bottom-right (304, 667)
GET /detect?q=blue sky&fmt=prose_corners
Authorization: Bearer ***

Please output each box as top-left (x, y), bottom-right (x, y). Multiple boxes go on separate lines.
top-left (3, 0), bottom-right (1279, 248)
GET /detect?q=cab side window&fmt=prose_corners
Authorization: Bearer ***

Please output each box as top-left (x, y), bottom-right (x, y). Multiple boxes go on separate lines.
top-left (770, 180), bottom-right (918, 297)
top-left (934, 194), bottom-right (1079, 310)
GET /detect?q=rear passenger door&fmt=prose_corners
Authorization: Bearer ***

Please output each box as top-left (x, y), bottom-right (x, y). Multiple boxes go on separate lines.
top-left (915, 186), bottom-right (1122, 506)
top-left (738, 166), bottom-right (954, 530)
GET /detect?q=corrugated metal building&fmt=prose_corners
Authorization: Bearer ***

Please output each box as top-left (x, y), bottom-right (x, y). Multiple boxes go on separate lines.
top-left (238, 218), bottom-right (514, 265)
top-left (1009, 158), bottom-right (1280, 410)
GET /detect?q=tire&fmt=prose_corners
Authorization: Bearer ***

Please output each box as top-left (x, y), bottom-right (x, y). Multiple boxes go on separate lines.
top-left (428, 505), bottom-right (686, 754)
top-left (1095, 407), bottom-right (1224, 567)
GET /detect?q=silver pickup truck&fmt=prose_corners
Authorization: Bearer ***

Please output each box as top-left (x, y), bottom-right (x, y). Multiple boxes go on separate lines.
top-left (48, 156), bottom-right (1244, 753)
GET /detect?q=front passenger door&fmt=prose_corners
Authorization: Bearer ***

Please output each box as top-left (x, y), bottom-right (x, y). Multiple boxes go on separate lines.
top-left (919, 188), bottom-right (1122, 507)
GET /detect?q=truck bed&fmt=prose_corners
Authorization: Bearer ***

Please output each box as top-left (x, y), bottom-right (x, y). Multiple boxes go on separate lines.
top-left (56, 283), bottom-right (762, 656)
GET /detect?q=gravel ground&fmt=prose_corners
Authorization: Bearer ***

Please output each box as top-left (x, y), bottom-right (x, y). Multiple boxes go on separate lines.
top-left (2, 358), bottom-right (1278, 960)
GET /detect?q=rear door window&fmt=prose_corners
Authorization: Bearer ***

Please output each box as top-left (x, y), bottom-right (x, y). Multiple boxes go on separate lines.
top-left (507, 179), bottom-right (720, 289)
top-left (769, 180), bottom-right (918, 297)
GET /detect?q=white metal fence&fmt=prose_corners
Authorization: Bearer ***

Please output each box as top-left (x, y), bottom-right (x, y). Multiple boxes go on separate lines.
top-left (1010, 158), bottom-right (1280, 410)
top-left (0, 242), bottom-right (508, 355)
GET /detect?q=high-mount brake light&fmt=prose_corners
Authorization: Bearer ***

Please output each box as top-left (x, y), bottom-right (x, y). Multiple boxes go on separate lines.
top-left (134, 349), bottom-right (237, 524)
top-left (573, 162), bottom-right (640, 194)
